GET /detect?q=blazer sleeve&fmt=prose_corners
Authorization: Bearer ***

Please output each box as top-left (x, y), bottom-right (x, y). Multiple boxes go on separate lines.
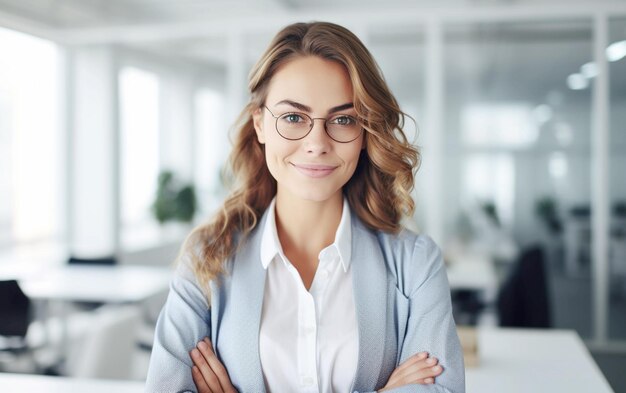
top-left (379, 235), bottom-right (466, 393)
top-left (145, 257), bottom-right (211, 393)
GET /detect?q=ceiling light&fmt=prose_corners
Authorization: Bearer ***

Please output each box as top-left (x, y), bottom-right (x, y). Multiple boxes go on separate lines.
top-left (567, 73), bottom-right (588, 90)
top-left (580, 62), bottom-right (598, 78)
top-left (606, 40), bottom-right (626, 62)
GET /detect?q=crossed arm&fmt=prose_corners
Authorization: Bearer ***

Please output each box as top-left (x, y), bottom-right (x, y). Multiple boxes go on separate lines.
top-left (189, 336), bottom-right (444, 393)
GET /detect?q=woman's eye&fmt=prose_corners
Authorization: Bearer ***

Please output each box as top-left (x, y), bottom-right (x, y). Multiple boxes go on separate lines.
top-left (283, 114), bottom-right (304, 123)
top-left (331, 116), bottom-right (356, 126)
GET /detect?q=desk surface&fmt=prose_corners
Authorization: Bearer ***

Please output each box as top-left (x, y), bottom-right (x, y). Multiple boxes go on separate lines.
top-left (446, 258), bottom-right (498, 292)
top-left (0, 373), bottom-right (144, 393)
top-left (467, 328), bottom-right (614, 393)
top-left (18, 265), bottom-right (172, 303)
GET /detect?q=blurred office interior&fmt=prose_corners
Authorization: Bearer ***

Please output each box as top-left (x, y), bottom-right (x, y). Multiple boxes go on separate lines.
top-left (0, 0), bottom-right (625, 392)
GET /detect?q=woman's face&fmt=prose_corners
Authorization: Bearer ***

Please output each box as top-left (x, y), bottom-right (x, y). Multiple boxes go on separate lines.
top-left (253, 56), bottom-right (364, 205)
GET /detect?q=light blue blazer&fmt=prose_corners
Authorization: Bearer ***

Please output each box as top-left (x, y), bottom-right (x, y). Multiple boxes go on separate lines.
top-left (146, 208), bottom-right (465, 393)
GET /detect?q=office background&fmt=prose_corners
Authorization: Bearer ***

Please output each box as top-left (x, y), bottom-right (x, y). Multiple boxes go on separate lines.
top-left (0, 0), bottom-right (625, 391)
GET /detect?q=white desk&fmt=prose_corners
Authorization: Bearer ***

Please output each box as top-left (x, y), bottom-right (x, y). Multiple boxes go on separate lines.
top-left (467, 328), bottom-right (614, 393)
top-left (19, 265), bottom-right (172, 303)
top-left (7, 264), bottom-right (172, 375)
top-left (446, 258), bottom-right (498, 292)
top-left (0, 373), bottom-right (144, 393)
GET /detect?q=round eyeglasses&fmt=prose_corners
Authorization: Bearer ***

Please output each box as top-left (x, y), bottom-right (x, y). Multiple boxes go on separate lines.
top-left (264, 106), bottom-right (363, 143)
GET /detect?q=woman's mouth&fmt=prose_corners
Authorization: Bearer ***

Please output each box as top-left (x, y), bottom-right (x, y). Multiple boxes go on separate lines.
top-left (291, 163), bottom-right (338, 178)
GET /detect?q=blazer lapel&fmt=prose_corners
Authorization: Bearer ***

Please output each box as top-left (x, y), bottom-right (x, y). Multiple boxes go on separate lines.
top-left (227, 211), bottom-right (269, 392)
top-left (350, 212), bottom-right (390, 392)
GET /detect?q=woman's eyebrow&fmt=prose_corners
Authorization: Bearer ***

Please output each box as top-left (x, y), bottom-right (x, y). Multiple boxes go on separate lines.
top-left (275, 99), bottom-right (354, 114)
top-left (328, 103), bottom-right (354, 114)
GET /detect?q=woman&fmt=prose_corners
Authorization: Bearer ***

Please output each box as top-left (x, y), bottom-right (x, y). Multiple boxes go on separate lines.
top-left (146, 22), bottom-right (465, 393)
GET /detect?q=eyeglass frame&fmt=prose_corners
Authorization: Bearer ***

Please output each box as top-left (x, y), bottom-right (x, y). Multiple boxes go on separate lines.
top-left (263, 105), bottom-right (363, 143)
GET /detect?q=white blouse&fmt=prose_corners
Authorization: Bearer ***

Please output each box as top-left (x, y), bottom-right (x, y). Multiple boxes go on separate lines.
top-left (258, 197), bottom-right (358, 393)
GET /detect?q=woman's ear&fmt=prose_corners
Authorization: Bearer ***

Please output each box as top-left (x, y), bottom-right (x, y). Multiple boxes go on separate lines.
top-left (252, 108), bottom-right (265, 144)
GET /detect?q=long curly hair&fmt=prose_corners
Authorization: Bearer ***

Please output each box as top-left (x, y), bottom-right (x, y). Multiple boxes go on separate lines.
top-left (182, 21), bottom-right (420, 297)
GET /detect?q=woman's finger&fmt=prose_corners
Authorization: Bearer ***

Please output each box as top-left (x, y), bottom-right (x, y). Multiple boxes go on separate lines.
top-left (192, 365), bottom-right (212, 393)
top-left (395, 358), bottom-right (443, 384)
top-left (387, 352), bottom-right (427, 384)
top-left (197, 338), bottom-right (237, 393)
top-left (398, 352), bottom-right (428, 370)
top-left (190, 347), bottom-right (223, 393)
top-left (386, 353), bottom-right (431, 386)
top-left (385, 356), bottom-right (443, 388)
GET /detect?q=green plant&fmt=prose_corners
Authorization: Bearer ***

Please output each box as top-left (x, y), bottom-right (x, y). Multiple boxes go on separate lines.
top-left (152, 170), bottom-right (197, 224)
top-left (535, 196), bottom-right (562, 235)
top-left (481, 201), bottom-right (500, 227)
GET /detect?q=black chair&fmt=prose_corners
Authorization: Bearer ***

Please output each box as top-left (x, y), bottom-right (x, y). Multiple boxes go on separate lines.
top-left (0, 280), bottom-right (37, 371)
top-left (68, 256), bottom-right (116, 266)
top-left (451, 289), bottom-right (487, 326)
top-left (497, 246), bottom-right (552, 328)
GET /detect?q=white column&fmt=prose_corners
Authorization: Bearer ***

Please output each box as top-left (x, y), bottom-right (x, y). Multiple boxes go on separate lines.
top-left (422, 19), bottom-right (445, 244)
top-left (68, 45), bottom-right (120, 258)
top-left (591, 13), bottom-right (610, 344)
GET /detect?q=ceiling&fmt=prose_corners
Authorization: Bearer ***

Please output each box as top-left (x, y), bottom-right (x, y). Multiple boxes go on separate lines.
top-left (0, 0), bottom-right (622, 29)
top-left (1, 0), bottom-right (625, 103)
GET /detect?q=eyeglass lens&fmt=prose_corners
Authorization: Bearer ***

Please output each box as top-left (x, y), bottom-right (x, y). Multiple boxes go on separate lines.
top-left (275, 111), bottom-right (361, 142)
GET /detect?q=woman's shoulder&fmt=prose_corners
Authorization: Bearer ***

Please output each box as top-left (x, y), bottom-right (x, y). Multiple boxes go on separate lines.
top-left (374, 227), bottom-right (446, 298)
top-left (174, 225), bottom-right (243, 285)
top-left (375, 226), bottom-right (440, 260)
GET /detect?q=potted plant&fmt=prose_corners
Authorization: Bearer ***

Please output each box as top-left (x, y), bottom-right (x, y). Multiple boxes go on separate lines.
top-left (152, 170), bottom-right (197, 224)
top-left (535, 196), bottom-right (562, 235)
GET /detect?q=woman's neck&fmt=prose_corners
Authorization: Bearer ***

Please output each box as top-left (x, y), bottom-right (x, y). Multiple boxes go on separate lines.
top-left (274, 191), bottom-right (344, 262)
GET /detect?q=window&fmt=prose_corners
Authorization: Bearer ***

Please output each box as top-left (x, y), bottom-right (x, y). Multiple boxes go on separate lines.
top-left (0, 27), bottom-right (62, 249)
top-left (119, 67), bottom-right (160, 242)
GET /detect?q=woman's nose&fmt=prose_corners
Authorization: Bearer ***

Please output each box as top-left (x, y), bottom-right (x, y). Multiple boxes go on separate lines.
top-left (303, 118), bottom-right (332, 154)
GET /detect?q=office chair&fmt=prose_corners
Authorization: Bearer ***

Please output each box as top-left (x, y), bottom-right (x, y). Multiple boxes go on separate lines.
top-left (451, 289), bottom-right (487, 326)
top-left (497, 246), bottom-right (552, 328)
top-left (65, 304), bottom-right (142, 379)
top-left (0, 279), bottom-right (38, 372)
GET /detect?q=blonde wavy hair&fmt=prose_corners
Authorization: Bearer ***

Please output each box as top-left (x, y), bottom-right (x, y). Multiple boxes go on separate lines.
top-left (183, 21), bottom-right (420, 296)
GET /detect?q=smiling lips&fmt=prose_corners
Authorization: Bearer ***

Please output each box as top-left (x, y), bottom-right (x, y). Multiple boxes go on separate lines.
top-left (291, 163), bottom-right (338, 178)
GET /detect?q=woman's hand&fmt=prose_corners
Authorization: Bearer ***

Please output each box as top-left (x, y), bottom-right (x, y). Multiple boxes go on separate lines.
top-left (378, 352), bottom-right (444, 391)
top-left (190, 337), bottom-right (238, 393)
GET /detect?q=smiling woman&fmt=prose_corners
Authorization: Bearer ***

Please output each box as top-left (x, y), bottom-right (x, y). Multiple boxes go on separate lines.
top-left (146, 21), bottom-right (465, 393)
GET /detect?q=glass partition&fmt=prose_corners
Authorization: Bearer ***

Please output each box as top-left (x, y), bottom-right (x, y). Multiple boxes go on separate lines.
top-left (442, 20), bottom-right (595, 337)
